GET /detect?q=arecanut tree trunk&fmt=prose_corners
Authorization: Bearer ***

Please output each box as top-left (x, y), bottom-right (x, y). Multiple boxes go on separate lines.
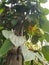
top-left (5, 47), bottom-right (24, 65)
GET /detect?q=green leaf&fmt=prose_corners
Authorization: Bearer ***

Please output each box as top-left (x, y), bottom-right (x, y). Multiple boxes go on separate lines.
top-left (0, 26), bottom-right (4, 30)
top-left (39, 35), bottom-right (45, 42)
top-left (0, 39), bottom-right (13, 57)
top-left (2, 0), bottom-right (6, 2)
top-left (9, 34), bottom-right (26, 47)
top-left (11, 19), bottom-right (18, 26)
top-left (44, 33), bottom-right (49, 42)
top-left (21, 45), bottom-right (35, 61)
top-left (41, 20), bottom-right (49, 32)
top-left (40, 0), bottom-right (48, 3)
top-left (14, 5), bottom-right (30, 13)
top-left (41, 16), bottom-right (49, 42)
top-left (41, 8), bottom-right (49, 15)
top-left (0, 8), bottom-right (4, 14)
top-left (25, 61), bottom-right (30, 65)
top-left (42, 46), bottom-right (49, 61)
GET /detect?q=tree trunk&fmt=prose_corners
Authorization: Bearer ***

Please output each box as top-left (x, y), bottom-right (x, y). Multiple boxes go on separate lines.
top-left (6, 55), bottom-right (23, 65)
top-left (5, 47), bottom-right (24, 65)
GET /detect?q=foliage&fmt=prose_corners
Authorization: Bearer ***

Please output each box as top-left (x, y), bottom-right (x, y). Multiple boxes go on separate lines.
top-left (0, 0), bottom-right (49, 65)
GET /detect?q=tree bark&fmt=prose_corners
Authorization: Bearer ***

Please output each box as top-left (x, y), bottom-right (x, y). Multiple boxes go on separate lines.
top-left (5, 47), bottom-right (24, 65)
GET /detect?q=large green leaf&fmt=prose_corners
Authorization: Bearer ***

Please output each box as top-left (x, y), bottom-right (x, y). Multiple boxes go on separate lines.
top-left (21, 45), bottom-right (35, 61)
top-left (40, 16), bottom-right (49, 42)
top-left (0, 39), bottom-right (13, 57)
top-left (42, 46), bottom-right (49, 61)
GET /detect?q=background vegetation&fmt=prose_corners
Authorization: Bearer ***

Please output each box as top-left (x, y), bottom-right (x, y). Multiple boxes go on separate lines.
top-left (0, 0), bottom-right (49, 65)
